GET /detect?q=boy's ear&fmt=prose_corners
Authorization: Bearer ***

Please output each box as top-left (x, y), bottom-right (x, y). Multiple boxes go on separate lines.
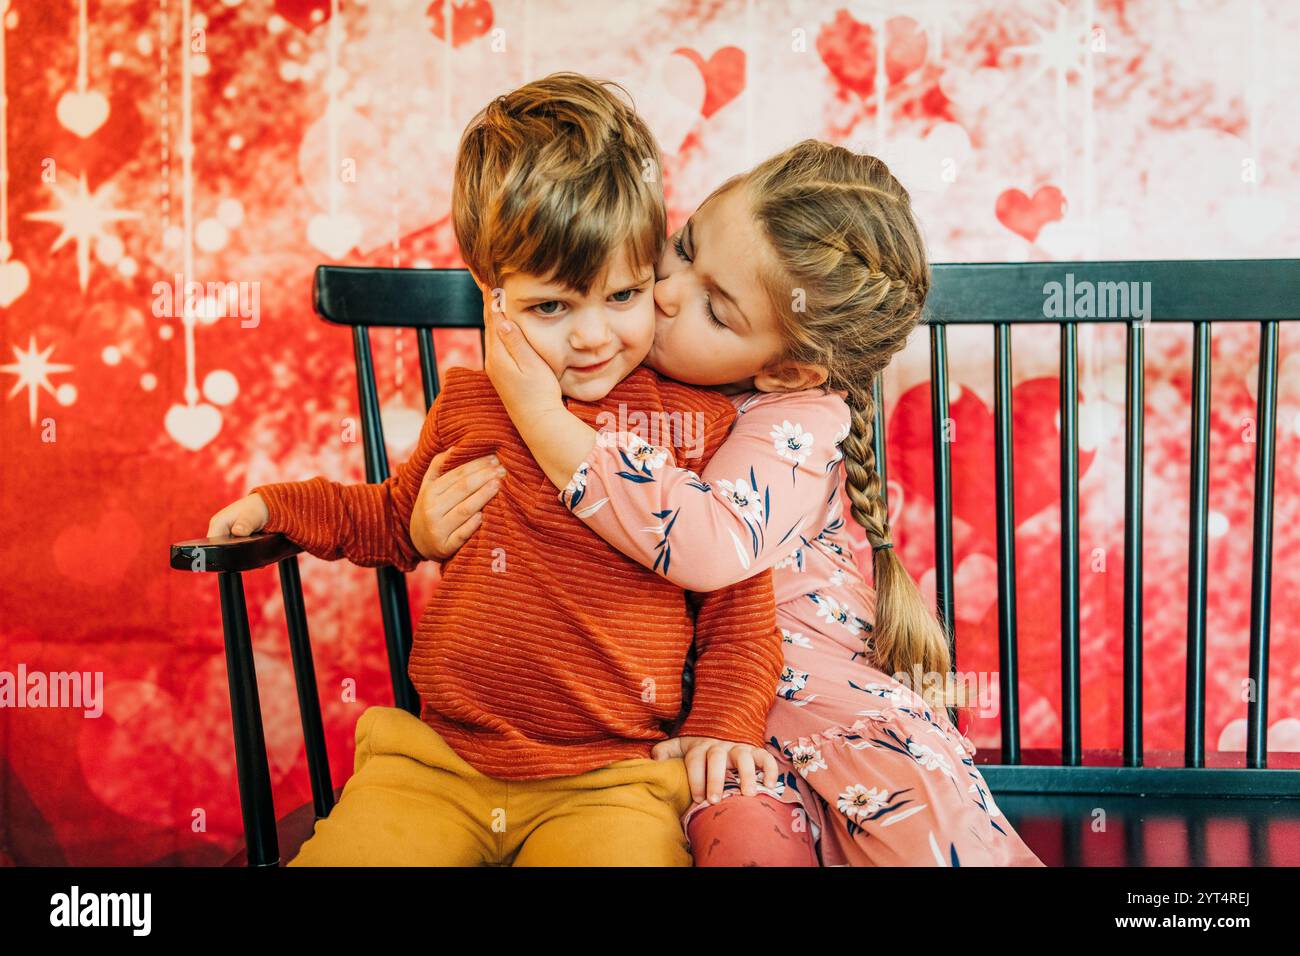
top-left (752, 359), bottom-right (828, 393)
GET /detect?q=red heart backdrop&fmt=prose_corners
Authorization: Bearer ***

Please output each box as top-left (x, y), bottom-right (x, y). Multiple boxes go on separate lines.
top-left (1, 1), bottom-right (1298, 864)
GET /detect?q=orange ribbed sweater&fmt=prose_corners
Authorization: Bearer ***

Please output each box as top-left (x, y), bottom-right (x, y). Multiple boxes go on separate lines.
top-left (251, 367), bottom-right (785, 780)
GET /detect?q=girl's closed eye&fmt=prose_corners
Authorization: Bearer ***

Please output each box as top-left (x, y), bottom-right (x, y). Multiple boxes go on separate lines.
top-left (671, 231), bottom-right (690, 263)
top-left (671, 232), bottom-right (728, 331)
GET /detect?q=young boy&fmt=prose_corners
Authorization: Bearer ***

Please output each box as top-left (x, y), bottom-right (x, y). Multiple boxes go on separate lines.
top-left (209, 73), bottom-right (785, 865)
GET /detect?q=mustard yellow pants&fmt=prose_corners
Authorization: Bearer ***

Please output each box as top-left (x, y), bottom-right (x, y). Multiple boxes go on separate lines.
top-left (287, 706), bottom-right (694, 866)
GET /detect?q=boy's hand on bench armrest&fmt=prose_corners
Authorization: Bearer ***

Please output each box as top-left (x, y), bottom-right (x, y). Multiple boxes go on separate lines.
top-left (409, 448), bottom-right (506, 562)
top-left (206, 493), bottom-right (269, 539)
top-left (652, 736), bottom-right (780, 805)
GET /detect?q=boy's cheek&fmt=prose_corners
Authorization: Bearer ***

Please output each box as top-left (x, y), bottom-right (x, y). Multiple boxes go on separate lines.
top-left (619, 302), bottom-right (657, 362)
top-left (513, 316), bottom-right (567, 378)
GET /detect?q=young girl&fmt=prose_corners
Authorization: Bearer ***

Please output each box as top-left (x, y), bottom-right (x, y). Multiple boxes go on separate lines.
top-left (419, 140), bottom-right (1045, 866)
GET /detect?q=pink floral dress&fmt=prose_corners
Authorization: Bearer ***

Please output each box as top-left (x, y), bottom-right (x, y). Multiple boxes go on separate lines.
top-left (558, 386), bottom-right (1044, 866)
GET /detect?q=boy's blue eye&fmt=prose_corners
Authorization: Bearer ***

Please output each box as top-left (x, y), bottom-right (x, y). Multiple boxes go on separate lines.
top-left (610, 289), bottom-right (637, 303)
top-left (533, 301), bottom-right (563, 316)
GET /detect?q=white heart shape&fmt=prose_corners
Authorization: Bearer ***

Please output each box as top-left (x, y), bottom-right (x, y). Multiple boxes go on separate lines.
top-left (381, 401), bottom-right (427, 457)
top-left (1034, 220), bottom-right (1094, 259)
top-left (937, 67), bottom-right (1008, 113)
top-left (307, 212), bottom-right (362, 259)
top-left (952, 552), bottom-right (999, 624)
top-left (298, 107), bottom-right (453, 256)
top-left (1271, 718), bottom-right (1300, 750)
top-left (885, 479), bottom-right (905, 531)
top-left (1222, 193), bottom-right (1286, 245)
top-left (165, 402), bottom-right (222, 451)
top-left (875, 122), bottom-right (972, 194)
top-left (57, 89), bottom-right (110, 138)
top-left (0, 258), bottom-right (30, 308)
top-left (615, 54), bottom-right (704, 155)
top-left (1217, 718), bottom-right (1247, 751)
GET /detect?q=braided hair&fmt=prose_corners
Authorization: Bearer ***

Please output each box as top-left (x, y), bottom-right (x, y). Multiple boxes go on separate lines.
top-left (722, 140), bottom-right (963, 714)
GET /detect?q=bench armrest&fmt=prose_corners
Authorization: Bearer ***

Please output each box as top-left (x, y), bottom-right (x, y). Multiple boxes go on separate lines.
top-left (170, 533), bottom-right (303, 573)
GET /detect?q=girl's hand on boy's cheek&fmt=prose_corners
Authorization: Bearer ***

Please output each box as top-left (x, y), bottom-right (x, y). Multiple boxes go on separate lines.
top-left (653, 736), bottom-right (780, 804)
top-left (482, 293), bottom-right (563, 430)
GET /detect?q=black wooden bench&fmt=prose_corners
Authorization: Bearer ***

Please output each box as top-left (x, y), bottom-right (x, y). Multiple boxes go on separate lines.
top-left (170, 260), bottom-right (1300, 866)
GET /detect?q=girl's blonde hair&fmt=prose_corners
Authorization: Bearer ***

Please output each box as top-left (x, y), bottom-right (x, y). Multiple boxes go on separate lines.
top-left (721, 139), bottom-right (962, 715)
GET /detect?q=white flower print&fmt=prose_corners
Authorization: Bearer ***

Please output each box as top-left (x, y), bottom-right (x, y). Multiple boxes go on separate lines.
top-left (777, 665), bottom-right (808, 699)
top-left (855, 708), bottom-right (893, 721)
top-left (857, 682), bottom-right (905, 704)
top-left (775, 548), bottom-right (805, 572)
top-left (915, 721), bottom-right (952, 751)
top-left (718, 477), bottom-right (764, 523)
top-left (625, 435), bottom-right (668, 473)
top-left (788, 743), bottom-right (826, 777)
top-left (828, 420), bottom-right (851, 467)
top-left (829, 568), bottom-right (846, 588)
top-left (907, 739), bottom-right (954, 775)
top-left (969, 781), bottom-right (1004, 818)
top-left (771, 420), bottom-right (814, 466)
top-left (838, 784), bottom-right (889, 820)
top-left (563, 463), bottom-right (588, 497)
top-left (780, 628), bottom-right (812, 648)
top-left (813, 594), bottom-right (863, 635)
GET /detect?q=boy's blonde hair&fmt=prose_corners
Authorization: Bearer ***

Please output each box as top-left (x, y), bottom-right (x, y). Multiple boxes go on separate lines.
top-left (705, 140), bottom-right (962, 716)
top-left (452, 72), bottom-right (666, 295)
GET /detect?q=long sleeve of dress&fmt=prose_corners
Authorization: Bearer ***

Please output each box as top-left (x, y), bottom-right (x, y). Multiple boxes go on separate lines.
top-left (247, 396), bottom-right (444, 573)
top-left (559, 388), bottom-right (853, 593)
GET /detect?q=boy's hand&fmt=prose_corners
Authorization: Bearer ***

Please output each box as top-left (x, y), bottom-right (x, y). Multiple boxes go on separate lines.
top-left (409, 448), bottom-right (505, 561)
top-left (206, 493), bottom-right (270, 538)
top-left (651, 736), bottom-right (780, 805)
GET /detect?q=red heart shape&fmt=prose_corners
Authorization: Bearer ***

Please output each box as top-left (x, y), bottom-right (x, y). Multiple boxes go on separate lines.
top-left (78, 655), bottom-right (304, 840)
top-left (817, 9), bottom-right (876, 96)
top-left (274, 0), bottom-right (331, 33)
top-left (883, 17), bottom-right (928, 85)
top-left (816, 12), bottom-right (928, 97)
top-left (426, 0), bottom-right (494, 48)
top-left (995, 185), bottom-right (1067, 242)
top-left (673, 46), bottom-right (746, 118)
top-left (52, 509), bottom-right (141, 587)
top-left (886, 377), bottom-right (1096, 550)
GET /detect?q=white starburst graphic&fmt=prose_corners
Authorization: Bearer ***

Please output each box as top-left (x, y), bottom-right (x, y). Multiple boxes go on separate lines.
top-left (1, 335), bottom-right (75, 426)
top-left (24, 170), bottom-right (141, 292)
top-left (1003, 3), bottom-right (1092, 90)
